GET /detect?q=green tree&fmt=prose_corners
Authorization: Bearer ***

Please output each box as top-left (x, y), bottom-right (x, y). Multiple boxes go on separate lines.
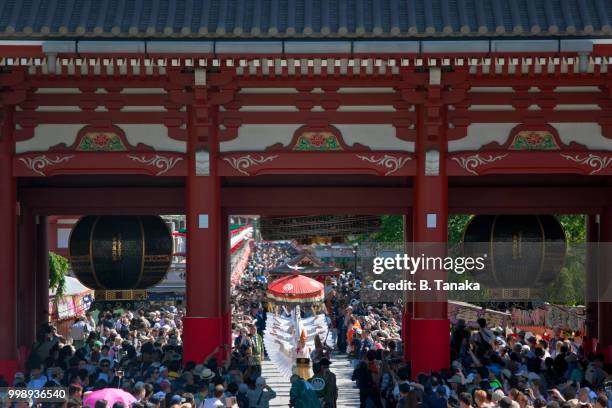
top-left (553, 215), bottom-right (586, 305)
top-left (355, 214), bottom-right (473, 244)
top-left (351, 215), bottom-right (405, 243)
top-left (371, 215), bottom-right (405, 242)
top-left (546, 266), bottom-right (576, 305)
top-left (557, 215), bottom-right (586, 244)
top-left (448, 215), bottom-right (472, 243)
top-left (360, 213), bottom-right (587, 306)
top-left (49, 251), bottom-right (69, 299)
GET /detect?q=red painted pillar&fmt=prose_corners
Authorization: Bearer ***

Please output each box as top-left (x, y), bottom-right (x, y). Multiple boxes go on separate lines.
top-left (0, 106), bottom-right (18, 380)
top-left (402, 213), bottom-right (413, 363)
top-left (183, 70), bottom-right (223, 365)
top-left (221, 212), bottom-right (232, 353)
top-left (410, 71), bottom-right (450, 376)
top-left (17, 207), bottom-right (37, 349)
top-left (36, 216), bottom-right (49, 330)
top-left (598, 208), bottom-right (612, 362)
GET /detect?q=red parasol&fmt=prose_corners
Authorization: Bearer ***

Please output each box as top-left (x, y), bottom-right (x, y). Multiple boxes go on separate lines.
top-left (267, 274), bottom-right (324, 304)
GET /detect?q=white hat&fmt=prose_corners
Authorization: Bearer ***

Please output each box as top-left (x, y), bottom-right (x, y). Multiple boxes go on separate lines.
top-left (492, 389), bottom-right (505, 402)
top-left (199, 368), bottom-right (215, 380)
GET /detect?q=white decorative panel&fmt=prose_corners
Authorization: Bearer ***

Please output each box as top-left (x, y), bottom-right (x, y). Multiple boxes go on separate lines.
top-left (16, 124), bottom-right (86, 153)
top-left (118, 124), bottom-right (186, 152)
top-left (551, 123), bottom-right (612, 151)
top-left (425, 149), bottom-right (440, 176)
top-left (336, 106), bottom-right (396, 112)
top-left (220, 124), bottom-right (302, 152)
top-left (196, 149), bottom-right (210, 175)
top-left (238, 106), bottom-right (299, 112)
top-left (554, 86), bottom-right (600, 92)
top-left (468, 87), bottom-right (514, 93)
top-left (448, 123), bottom-right (519, 152)
top-left (120, 106), bottom-right (168, 112)
top-left (239, 88), bottom-right (298, 94)
top-left (334, 124), bottom-right (414, 151)
top-left (57, 228), bottom-right (71, 249)
top-left (35, 106), bottom-right (82, 112)
top-left (337, 87), bottom-right (395, 93)
top-left (34, 88), bottom-right (81, 94)
top-left (427, 214), bottom-right (437, 229)
top-left (198, 214), bottom-right (209, 229)
top-left (450, 122), bottom-right (612, 152)
top-left (553, 105), bottom-right (601, 111)
top-left (467, 105), bottom-right (515, 111)
top-left (57, 219), bottom-right (79, 224)
top-left (120, 88), bottom-right (167, 94)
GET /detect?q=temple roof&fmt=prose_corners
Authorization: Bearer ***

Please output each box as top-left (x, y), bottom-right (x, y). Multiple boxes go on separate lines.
top-left (269, 253), bottom-right (342, 276)
top-left (0, 0), bottom-right (610, 40)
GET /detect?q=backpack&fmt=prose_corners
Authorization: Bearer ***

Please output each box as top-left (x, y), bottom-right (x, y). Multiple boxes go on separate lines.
top-left (236, 391), bottom-right (249, 408)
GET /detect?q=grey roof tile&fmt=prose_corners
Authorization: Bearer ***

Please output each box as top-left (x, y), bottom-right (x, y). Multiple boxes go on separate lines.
top-left (0, 0), bottom-right (610, 39)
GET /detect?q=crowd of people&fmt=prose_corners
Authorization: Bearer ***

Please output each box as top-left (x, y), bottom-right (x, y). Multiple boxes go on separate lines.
top-left (245, 241), bottom-right (298, 277)
top-left (348, 316), bottom-right (612, 408)
top-left (2, 241), bottom-right (611, 408)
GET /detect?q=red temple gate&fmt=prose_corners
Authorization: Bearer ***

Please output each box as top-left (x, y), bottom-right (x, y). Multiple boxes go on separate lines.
top-left (0, 0), bottom-right (611, 380)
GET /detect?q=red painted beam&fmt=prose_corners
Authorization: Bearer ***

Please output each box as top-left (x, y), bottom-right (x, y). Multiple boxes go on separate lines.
top-left (448, 110), bottom-right (606, 123)
top-left (14, 111), bottom-right (186, 124)
top-left (25, 94), bottom-right (172, 106)
top-left (14, 152), bottom-right (187, 177)
top-left (232, 93), bottom-right (405, 106)
top-left (23, 78), bottom-right (185, 89)
top-left (467, 76), bottom-right (608, 87)
top-left (465, 92), bottom-right (607, 106)
top-left (16, 185), bottom-right (611, 217)
top-left (221, 186), bottom-right (611, 215)
top-left (449, 187), bottom-right (612, 214)
top-left (217, 78), bottom-right (405, 88)
top-left (0, 45), bottom-right (44, 57)
top-left (220, 111), bottom-right (412, 124)
top-left (221, 187), bottom-right (412, 214)
top-left (18, 187), bottom-right (185, 215)
top-left (447, 151), bottom-right (612, 177)
top-left (219, 152), bottom-right (415, 177)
